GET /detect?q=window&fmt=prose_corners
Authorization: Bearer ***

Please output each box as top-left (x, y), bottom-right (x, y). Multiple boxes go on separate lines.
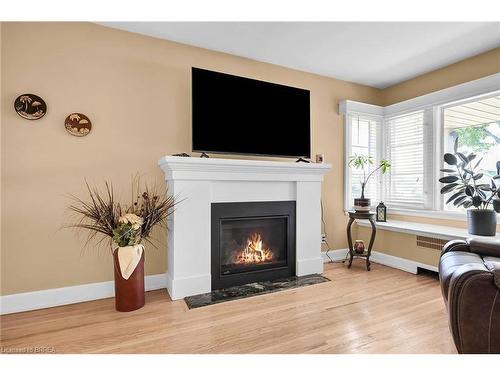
top-left (345, 114), bottom-right (381, 211)
top-left (345, 110), bottom-right (431, 211)
top-left (441, 94), bottom-right (500, 211)
top-left (384, 110), bottom-right (433, 209)
top-left (341, 74), bottom-right (499, 218)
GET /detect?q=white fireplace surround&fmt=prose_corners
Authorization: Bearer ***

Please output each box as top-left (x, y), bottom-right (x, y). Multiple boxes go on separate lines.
top-left (158, 156), bottom-right (331, 300)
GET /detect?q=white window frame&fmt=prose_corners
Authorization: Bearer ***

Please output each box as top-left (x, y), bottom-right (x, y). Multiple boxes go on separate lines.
top-left (435, 90), bottom-right (500, 212)
top-left (340, 72), bottom-right (500, 221)
top-left (341, 103), bottom-right (383, 212)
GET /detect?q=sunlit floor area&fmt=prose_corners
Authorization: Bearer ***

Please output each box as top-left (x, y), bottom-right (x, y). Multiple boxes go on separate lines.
top-left (0, 262), bottom-right (456, 354)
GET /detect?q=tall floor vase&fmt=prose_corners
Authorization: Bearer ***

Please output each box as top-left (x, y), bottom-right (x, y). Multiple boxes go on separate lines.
top-left (112, 250), bottom-right (145, 312)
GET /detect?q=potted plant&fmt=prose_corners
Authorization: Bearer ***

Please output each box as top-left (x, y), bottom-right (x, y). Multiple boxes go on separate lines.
top-left (66, 180), bottom-right (176, 311)
top-left (348, 155), bottom-right (391, 211)
top-left (439, 137), bottom-right (500, 236)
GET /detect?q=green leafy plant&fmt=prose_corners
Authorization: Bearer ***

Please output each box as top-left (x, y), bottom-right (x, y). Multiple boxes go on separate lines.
top-left (348, 155), bottom-right (391, 199)
top-left (439, 137), bottom-right (500, 212)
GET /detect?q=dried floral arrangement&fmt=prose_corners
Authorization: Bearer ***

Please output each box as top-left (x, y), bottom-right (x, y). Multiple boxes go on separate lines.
top-left (66, 179), bottom-right (176, 250)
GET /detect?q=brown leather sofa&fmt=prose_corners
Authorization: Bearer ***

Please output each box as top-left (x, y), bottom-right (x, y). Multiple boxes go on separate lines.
top-left (439, 238), bottom-right (500, 353)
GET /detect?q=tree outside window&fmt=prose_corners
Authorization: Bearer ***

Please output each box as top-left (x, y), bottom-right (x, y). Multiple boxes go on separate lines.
top-left (443, 95), bottom-right (500, 210)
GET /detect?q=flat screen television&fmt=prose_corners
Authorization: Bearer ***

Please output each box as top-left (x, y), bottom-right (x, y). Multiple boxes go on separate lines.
top-left (192, 67), bottom-right (311, 158)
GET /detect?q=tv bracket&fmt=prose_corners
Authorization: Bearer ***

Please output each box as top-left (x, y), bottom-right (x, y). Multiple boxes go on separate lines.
top-left (197, 152), bottom-right (308, 162)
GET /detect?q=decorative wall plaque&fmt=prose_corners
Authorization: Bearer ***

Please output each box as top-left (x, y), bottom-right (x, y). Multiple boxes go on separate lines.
top-left (65, 113), bottom-right (92, 137)
top-left (14, 94), bottom-right (47, 120)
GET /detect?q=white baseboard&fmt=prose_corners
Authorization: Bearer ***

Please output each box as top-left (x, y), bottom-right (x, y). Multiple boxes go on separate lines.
top-left (321, 249), bottom-right (438, 274)
top-left (2, 249), bottom-right (439, 315)
top-left (322, 248), bottom-right (349, 262)
top-left (296, 256), bottom-right (324, 276)
top-left (0, 273), bottom-right (167, 315)
top-left (166, 272), bottom-right (211, 300)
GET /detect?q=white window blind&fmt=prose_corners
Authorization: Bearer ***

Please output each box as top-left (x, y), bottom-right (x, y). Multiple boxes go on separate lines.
top-left (384, 111), bottom-right (431, 209)
top-left (347, 114), bottom-right (380, 209)
top-left (341, 82), bottom-right (497, 216)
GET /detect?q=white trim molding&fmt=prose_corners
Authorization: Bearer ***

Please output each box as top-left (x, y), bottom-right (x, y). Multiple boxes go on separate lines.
top-left (2, 244), bottom-right (445, 315)
top-left (388, 207), bottom-right (500, 222)
top-left (322, 248), bottom-right (349, 262)
top-left (165, 273), bottom-right (211, 302)
top-left (338, 100), bottom-right (383, 117)
top-left (339, 73), bottom-right (500, 119)
top-left (384, 73), bottom-right (500, 117)
top-left (0, 273), bottom-right (167, 315)
top-left (370, 252), bottom-right (438, 273)
top-left (322, 249), bottom-right (438, 274)
top-left (158, 156), bottom-right (331, 182)
top-left (356, 219), bottom-right (500, 241)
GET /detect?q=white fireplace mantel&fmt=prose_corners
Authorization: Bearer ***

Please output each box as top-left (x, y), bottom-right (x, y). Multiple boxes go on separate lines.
top-left (158, 156), bottom-right (331, 300)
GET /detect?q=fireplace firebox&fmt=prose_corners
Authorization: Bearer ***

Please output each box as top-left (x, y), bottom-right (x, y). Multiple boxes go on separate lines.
top-left (211, 201), bottom-right (296, 289)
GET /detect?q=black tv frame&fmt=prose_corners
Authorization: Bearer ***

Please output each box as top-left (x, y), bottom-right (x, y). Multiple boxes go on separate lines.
top-left (191, 67), bottom-right (311, 159)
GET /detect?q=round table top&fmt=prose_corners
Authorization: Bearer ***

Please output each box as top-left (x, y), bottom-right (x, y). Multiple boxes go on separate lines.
top-left (348, 211), bottom-right (375, 219)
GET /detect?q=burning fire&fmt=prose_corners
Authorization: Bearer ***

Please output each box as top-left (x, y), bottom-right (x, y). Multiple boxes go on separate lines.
top-left (234, 233), bottom-right (274, 264)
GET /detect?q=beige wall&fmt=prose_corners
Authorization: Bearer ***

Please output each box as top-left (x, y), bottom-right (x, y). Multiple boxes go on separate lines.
top-left (2, 23), bottom-right (499, 296)
top-left (357, 227), bottom-right (442, 267)
top-left (0, 22), bottom-right (382, 295)
top-left (0, 23), bottom-right (3, 291)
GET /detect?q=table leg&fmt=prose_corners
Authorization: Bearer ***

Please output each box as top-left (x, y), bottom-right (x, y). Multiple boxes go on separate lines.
top-left (346, 217), bottom-right (355, 268)
top-left (366, 218), bottom-right (377, 271)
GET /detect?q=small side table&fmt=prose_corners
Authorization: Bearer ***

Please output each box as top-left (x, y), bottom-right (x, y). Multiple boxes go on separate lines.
top-left (346, 211), bottom-right (376, 271)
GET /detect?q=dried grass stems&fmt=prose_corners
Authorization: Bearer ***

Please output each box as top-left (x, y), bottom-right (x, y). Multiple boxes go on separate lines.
top-left (65, 179), bottom-right (177, 251)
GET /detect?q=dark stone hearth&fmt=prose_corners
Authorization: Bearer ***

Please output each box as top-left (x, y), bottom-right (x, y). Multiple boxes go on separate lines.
top-left (184, 274), bottom-right (330, 309)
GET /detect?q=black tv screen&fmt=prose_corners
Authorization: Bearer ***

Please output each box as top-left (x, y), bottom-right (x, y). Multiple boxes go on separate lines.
top-left (192, 68), bottom-right (311, 158)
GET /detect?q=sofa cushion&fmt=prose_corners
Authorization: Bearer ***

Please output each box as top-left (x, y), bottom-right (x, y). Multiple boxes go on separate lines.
top-left (439, 251), bottom-right (485, 302)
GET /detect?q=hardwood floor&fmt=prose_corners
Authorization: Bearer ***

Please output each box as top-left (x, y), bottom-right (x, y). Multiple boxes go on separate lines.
top-left (0, 262), bottom-right (456, 354)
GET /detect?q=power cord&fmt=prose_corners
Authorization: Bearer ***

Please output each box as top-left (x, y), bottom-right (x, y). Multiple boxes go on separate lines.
top-left (321, 199), bottom-right (349, 264)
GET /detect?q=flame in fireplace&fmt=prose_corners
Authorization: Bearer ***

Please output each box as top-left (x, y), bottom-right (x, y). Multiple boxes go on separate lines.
top-left (234, 233), bottom-right (274, 264)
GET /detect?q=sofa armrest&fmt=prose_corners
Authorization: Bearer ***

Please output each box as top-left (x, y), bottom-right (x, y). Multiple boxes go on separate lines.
top-left (447, 263), bottom-right (499, 353)
top-left (442, 240), bottom-right (470, 255)
top-left (468, 237), bottom-right (500, 258)
top-left (484, 257), bottom-right (500, 289)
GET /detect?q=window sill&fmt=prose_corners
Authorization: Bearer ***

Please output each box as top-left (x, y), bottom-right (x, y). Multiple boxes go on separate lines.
top-left (345, 208), bottom-right (500, 222)
top-left (356, 219), bottom-right (500, 241)
top-left (387, 208), bottom-right (467, 221)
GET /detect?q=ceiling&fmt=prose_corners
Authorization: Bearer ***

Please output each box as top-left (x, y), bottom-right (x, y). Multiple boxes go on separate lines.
top-left (98, 22), bottom-right (500, 89)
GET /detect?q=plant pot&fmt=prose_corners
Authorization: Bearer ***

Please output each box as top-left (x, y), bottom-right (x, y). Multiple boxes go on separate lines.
top-left (354, 198), bottom-right (371, 212)
top-left (112, 249), bottom-right (145, 312)
top-left (467, 209), bottom-right (497, 236)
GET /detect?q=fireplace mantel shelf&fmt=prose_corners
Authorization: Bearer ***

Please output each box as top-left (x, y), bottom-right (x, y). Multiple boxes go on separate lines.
top-left (158, 155), bottom-right (331, 300)
top-left (158, 156), bottom-right (331, 181)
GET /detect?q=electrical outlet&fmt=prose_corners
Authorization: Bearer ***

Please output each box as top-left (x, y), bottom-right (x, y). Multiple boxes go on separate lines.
top-left (321, 234), bottom-right (327, 244)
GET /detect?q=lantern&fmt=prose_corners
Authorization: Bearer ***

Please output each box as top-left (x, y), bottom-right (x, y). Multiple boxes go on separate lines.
top-left (376, 202), bottom-right (387, 222)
